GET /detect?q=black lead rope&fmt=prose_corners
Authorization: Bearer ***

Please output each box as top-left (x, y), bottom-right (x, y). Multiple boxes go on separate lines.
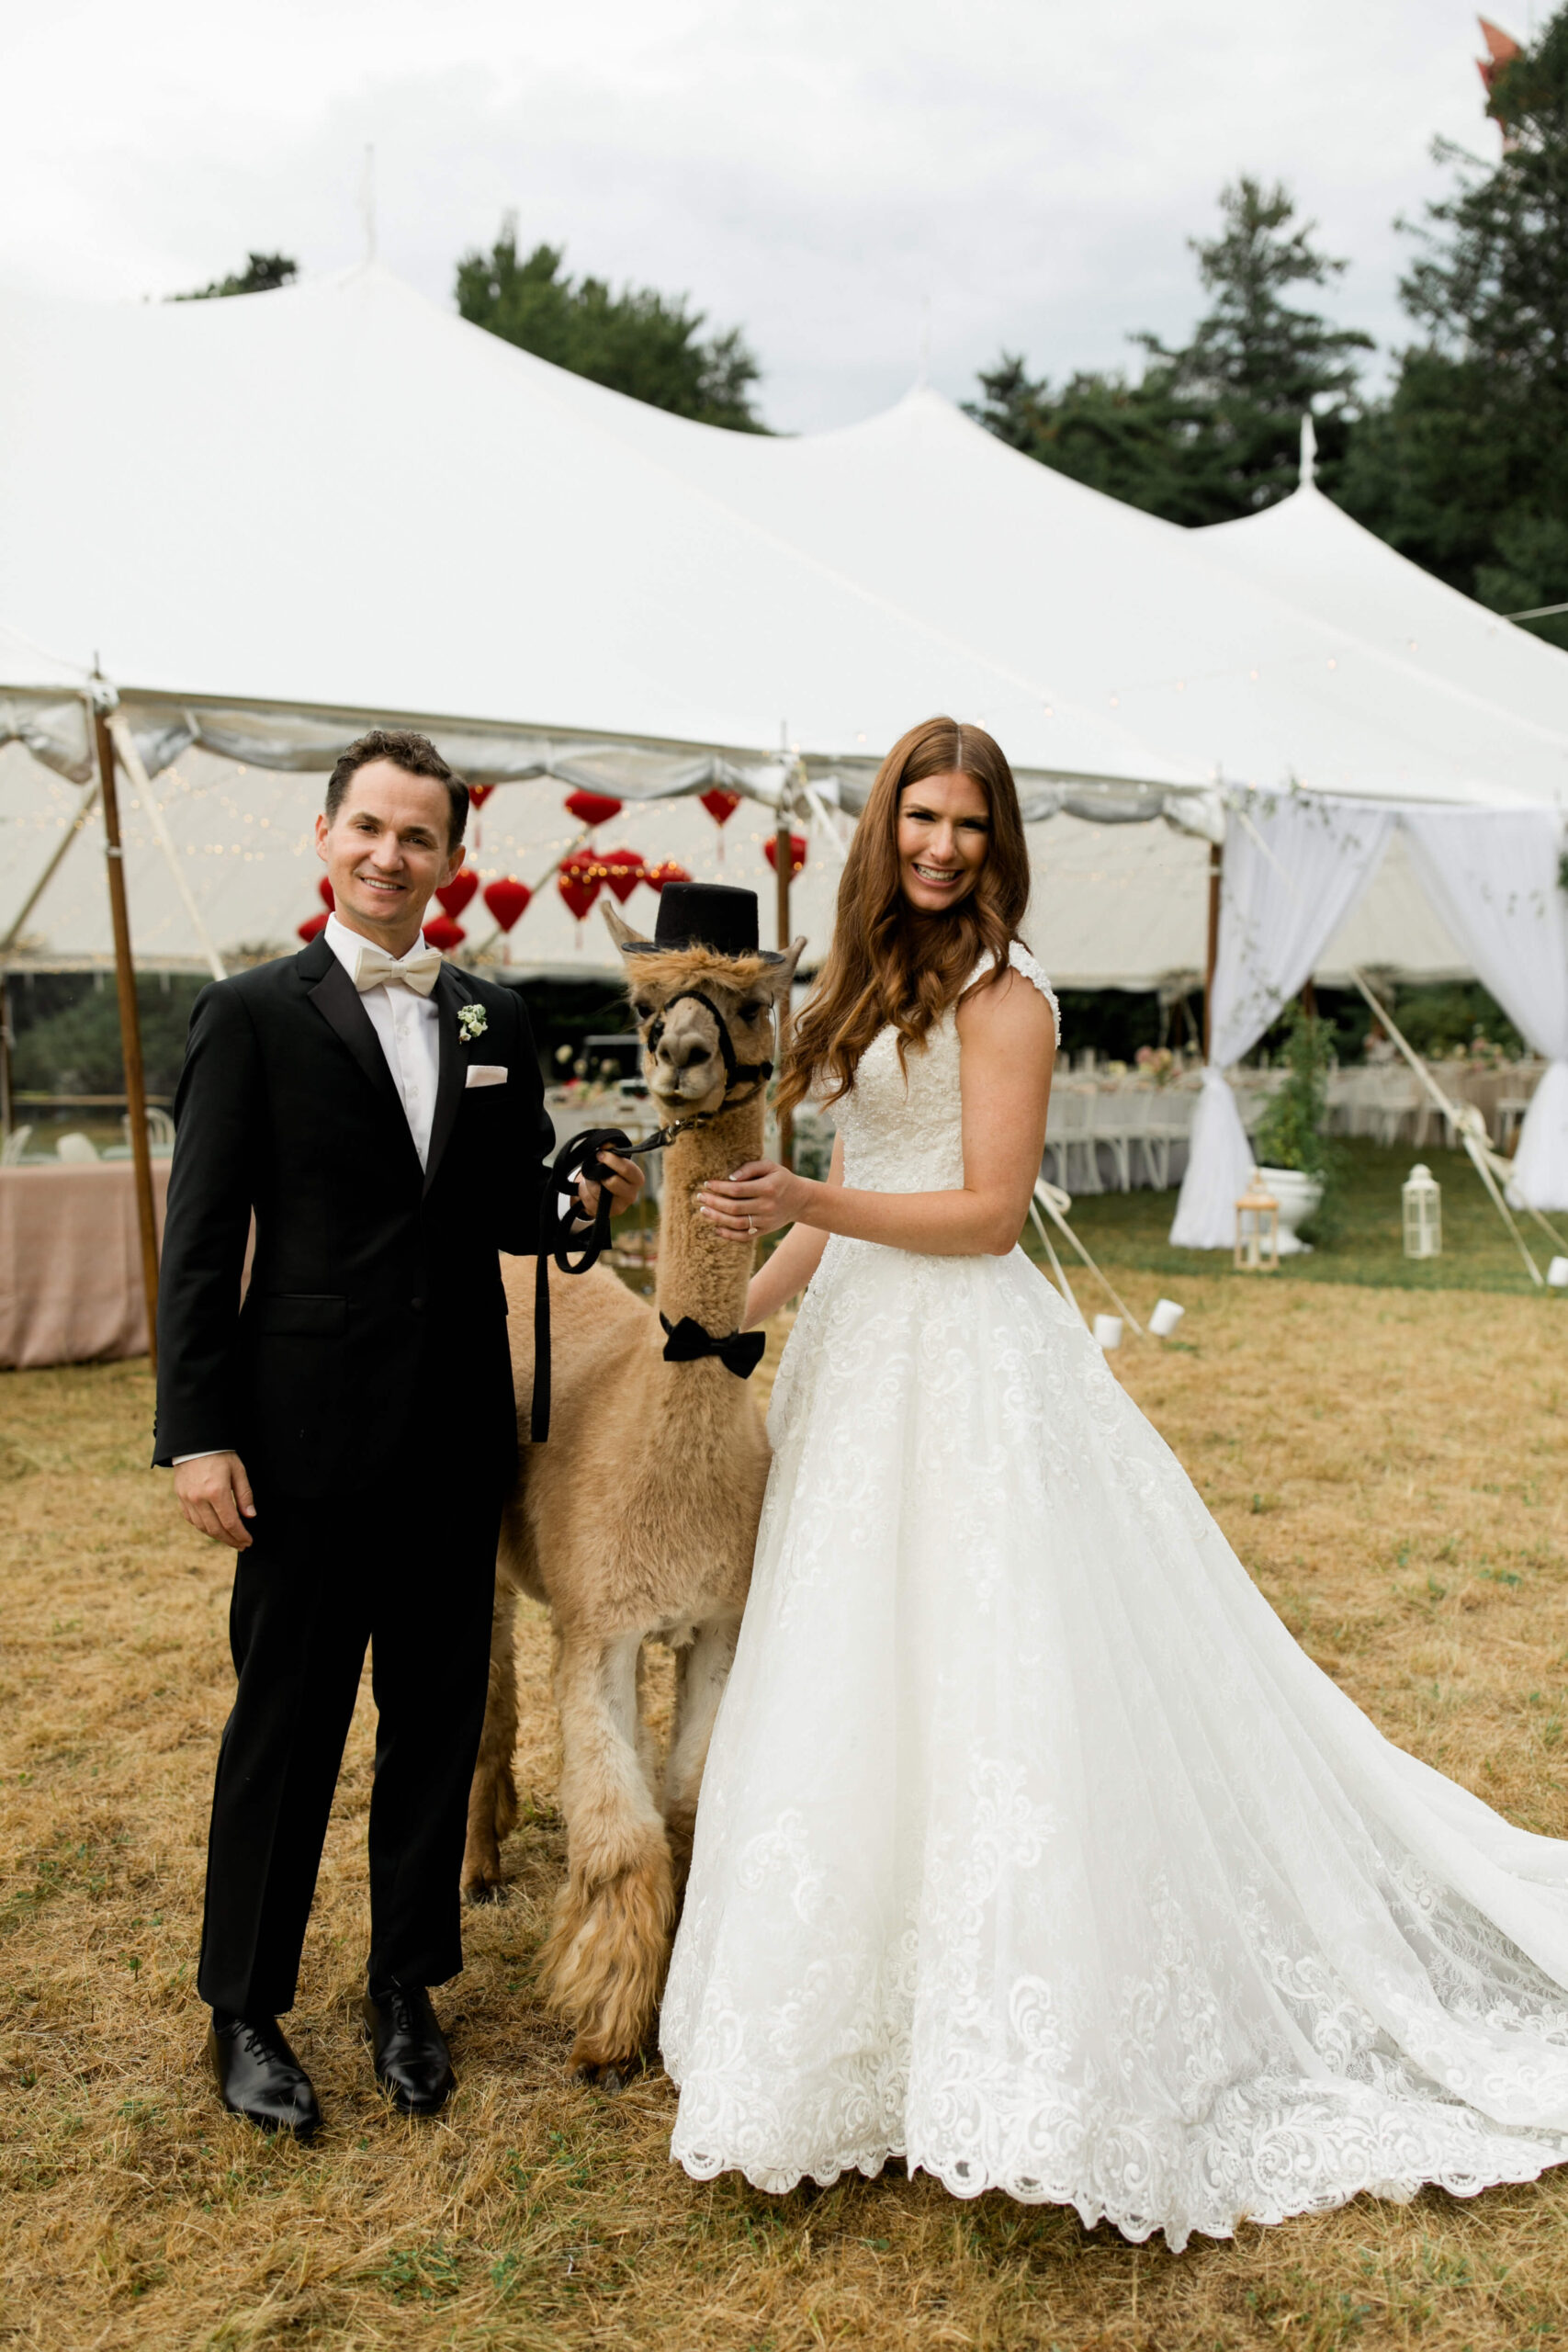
top-left (528, 1114), bottom-right (765, 1441)
top-left (529, 990), bottom-right (776, 1441)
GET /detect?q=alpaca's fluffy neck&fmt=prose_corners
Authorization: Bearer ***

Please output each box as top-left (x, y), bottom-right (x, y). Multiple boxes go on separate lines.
top-left (654, 1095), bottom-right (764, 1334)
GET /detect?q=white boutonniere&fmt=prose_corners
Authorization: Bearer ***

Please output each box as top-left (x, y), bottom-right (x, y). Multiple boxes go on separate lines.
top-left (457, 1002), bottom-right (488, 1043)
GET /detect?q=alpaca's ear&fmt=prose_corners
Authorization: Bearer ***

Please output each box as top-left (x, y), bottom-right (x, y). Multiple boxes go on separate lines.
top-left (762, 935), bottom-right (808, 999)
top-left (602, 902), bottom-right (650, 956)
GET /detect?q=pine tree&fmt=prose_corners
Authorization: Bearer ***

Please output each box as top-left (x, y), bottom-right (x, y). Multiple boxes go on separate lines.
top-left (455, 224), bottom-right (767, 433)
top-left (966, 178), bottom-right (1371, 524)
top-left (1340, 7), bottom-right (1568, 644)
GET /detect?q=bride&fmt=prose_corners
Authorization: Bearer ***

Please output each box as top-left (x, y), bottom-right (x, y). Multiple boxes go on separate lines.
top-left (657, 716), bottom-right (1568, 2251)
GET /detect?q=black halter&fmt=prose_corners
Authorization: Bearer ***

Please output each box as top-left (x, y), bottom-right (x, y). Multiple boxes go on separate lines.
top-left (527, 988), bottom-right (775, 1442)
top-left (644, 986), bottom-right (773, 1102)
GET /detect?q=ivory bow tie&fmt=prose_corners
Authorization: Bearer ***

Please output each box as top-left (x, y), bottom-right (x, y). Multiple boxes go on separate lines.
top-left (351, 940), bottom-right (443, 997)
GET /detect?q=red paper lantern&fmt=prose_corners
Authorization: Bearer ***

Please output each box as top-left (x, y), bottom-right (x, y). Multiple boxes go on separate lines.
top-left (558, 850), bottom-right (604, 922)
top-left (318, 877), bottom-right (335, 910)
top-left (422, 914), bottom-right (466, 952)
top-left (297, 911), bottom-right (330, 942)
top-left (483, 876), bottom-right (532, 932)
top-left (468, 784), bottom-right (495, 810)
top-left (644, 859), bottom-right (691, 895)
top-left (436, 865), bottom-right (479, 918)
top-left (700, 787), bottom-right (741, 826)
top-left (564, 788), bottom-right (623, 829)
top-left (763, 832), bottom-right (808, 878)
top-left (603, 845), bottom-right (647, 904)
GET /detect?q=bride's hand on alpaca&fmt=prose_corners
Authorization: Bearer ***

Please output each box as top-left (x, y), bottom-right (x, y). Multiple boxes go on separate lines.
top-left (698, 1159), bottom-right (812, 1241)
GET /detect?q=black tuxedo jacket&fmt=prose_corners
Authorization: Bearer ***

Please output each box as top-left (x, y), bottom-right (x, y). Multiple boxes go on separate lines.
top-left (153, 933), bottom-right (555, 1498)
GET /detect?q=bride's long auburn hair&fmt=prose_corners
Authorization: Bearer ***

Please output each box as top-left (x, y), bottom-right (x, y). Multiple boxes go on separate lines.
top-left (777, 716), bottom-right (1030, 1116)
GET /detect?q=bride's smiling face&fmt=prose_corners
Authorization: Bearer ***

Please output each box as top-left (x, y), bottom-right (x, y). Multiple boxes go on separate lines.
top-left (896, 769), bottom-right (991, 914)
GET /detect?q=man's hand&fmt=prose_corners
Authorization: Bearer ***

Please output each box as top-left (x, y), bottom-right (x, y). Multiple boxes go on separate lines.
top-left (574, 1148), bottom-right (645, 1225)
top-left (173, 1452), bottom-right (257, 1551)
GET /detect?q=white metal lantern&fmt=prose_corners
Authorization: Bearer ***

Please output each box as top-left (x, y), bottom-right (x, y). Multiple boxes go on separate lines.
top-left (1235, 1174), bottom-right (1280, 1272)
top-left (1402, 1162), bottom-right (1442, 1259)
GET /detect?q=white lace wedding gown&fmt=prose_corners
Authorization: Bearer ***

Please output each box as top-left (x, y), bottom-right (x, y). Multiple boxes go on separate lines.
top-left (660, 943), bottom-right (1568, 2249)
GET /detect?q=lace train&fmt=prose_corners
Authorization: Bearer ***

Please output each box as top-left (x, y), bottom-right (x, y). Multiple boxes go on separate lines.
top-left (660, 946), bottom-right (1568, 2248)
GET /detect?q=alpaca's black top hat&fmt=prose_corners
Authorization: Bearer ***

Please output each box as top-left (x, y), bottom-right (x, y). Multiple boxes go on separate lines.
top-left (626, 882), bottom-right (784, 964)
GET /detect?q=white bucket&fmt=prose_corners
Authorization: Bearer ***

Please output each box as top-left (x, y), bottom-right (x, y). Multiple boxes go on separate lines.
top-left (1093, 1314), bottom-right (1123, 1351)
top-left (1548, 1257), bottom-right (1568, 1290)
top-left (1149, 1298), bottom-right (1186, 1338)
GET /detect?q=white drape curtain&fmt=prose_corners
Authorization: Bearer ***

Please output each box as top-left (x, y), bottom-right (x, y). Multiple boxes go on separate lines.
top-left (1401, 809), bottom-right (1568, 1211)
top-left (1170, 794), bottom-right (1394, 1248)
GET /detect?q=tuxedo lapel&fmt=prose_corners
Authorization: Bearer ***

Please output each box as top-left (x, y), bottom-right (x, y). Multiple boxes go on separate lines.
top-left (423, 965), bottom-right (465, 1197)
top-left (304, 944), bottom-right (419, 1163)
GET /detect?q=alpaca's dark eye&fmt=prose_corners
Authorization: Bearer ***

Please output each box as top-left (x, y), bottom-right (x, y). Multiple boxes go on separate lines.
top-left (738, 1000), bottom-right (765, 1022)
top-left (632, 999), bottom-right (654, 1023)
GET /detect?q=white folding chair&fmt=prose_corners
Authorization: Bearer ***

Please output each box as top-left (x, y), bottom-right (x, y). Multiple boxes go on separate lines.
top-left (1091, 1090), bottom-right (1133, 1193)
top-left (1373, 1075), bottom-right (1422, 1147)
top-left (1043, 1086), bottom-right (1102, 1195)
top-left (56, 1131), bottom-right (100, 1162)
top-left (0, 1124), bottom-right (33, 1166)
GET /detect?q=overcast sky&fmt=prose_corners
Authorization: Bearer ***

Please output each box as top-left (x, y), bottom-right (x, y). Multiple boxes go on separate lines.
top-left (2, 0), bottom-right (1521, 433)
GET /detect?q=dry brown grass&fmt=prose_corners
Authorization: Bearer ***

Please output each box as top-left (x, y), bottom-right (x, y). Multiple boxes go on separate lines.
top-left (6, 1272), bottom-right (1568, 2349)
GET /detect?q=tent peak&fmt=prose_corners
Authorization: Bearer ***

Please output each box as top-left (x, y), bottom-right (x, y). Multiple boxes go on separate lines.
top-left (1300, 412), bottom-right (1317, 487)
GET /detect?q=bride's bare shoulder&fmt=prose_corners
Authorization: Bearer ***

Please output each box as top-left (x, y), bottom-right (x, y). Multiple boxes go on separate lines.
top-left (955, 961), bottom-right (1057, 1059)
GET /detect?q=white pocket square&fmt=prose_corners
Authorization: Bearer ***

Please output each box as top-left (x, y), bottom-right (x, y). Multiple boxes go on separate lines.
top-left (465, 1064), bottom-right (509, 1089)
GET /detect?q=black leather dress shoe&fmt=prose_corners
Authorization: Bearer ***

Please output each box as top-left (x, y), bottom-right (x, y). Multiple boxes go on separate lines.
top-left (363, 1982), bottom-right (455, 2116)
top-left (208, 2014), bottom-right (321, 2140)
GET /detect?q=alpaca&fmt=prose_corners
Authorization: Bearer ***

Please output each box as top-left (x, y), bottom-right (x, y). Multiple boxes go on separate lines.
top-left (461, 904), bottom-right (806, 2082)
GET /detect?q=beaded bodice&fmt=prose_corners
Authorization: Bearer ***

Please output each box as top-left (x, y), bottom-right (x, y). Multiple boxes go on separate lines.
top-left (833, 940), bottom-right (1061, 1195)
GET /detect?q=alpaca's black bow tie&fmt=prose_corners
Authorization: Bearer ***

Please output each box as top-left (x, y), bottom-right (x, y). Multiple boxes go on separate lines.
top-left (660, 1314), bottom-right (766, 1379)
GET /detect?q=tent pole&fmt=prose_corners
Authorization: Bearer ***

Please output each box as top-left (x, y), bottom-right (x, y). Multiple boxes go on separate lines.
top-left (1202, 841), bottom-right (1222, 1061)
top-left (774, 801), bottom-right (794, 1170)
top-left (94, 702), bottom-right (160, 1375)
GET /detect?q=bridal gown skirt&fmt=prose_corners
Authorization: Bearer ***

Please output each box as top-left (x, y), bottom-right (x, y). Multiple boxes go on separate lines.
top-left (660, 1237), bottom-right (1568, 2249)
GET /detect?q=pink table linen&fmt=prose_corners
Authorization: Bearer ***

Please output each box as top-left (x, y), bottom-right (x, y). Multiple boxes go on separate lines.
top-left (0, 1161), bottom-right (171, 1370)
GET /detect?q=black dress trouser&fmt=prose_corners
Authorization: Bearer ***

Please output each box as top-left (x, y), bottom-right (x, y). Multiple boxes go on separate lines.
top-left (197, 1468), bottom-right (503, 2018)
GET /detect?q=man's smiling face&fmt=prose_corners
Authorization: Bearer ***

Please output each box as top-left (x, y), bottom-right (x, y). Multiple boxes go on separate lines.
top-left (314, 758), bottom-right (463, 955)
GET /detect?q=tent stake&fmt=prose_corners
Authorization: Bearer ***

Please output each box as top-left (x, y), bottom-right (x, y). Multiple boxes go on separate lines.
top-left (94, 699), bottom-right (161, 1374)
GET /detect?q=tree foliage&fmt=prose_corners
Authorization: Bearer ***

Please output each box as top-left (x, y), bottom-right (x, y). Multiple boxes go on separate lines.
top-left (1338, 9), bottom-right (1568, 646)
top-left (966, 178), bottom-right (1371, 524)
top-left (172, 253), bottom-right (299, 301)
top-left (455, 223), bottom-right (767, 432)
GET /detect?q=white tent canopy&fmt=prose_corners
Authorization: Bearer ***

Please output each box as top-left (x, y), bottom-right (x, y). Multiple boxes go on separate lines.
top-left (1196, 458), bottom-right (1568, 754)
top-left (1, 265), bottom-right (1561, 1000)
top-left (507, 362), bottom-right (1568, 813)
top-left (0, 266), bottom-right (1201, 814)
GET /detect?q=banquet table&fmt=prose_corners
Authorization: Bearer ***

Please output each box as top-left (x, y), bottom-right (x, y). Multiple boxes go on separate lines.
top-left (0, 1160), bottom-right (171, 1370)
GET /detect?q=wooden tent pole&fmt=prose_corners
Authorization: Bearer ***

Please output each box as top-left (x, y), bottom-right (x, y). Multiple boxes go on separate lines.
top-left (1202, 840), bottom-right (1223, 1062)
top-left (94, 699), bottom-right (160, 1374)
top-left (774, 800), bottom-right (795, 1170)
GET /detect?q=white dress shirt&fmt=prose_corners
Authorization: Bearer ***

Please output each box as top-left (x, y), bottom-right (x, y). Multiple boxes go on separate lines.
top-left (323, 913), bottom-right (443, 1170)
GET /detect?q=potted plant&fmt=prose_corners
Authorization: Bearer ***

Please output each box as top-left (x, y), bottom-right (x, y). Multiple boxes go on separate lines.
top-left (1250, 1000), bottom-right (1331, 1253)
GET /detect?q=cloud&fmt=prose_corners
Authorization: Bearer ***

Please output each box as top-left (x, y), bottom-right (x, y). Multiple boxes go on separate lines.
top-left (1, 0), bottom-right (1500, 429)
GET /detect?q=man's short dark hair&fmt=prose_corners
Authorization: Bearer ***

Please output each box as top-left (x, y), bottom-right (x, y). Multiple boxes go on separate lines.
top-left (324, 729), bottom-right (469, 848)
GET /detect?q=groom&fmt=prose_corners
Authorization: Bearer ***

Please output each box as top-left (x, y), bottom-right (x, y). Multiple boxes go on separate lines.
top-left (155, 728), bottom-right (639, 2139)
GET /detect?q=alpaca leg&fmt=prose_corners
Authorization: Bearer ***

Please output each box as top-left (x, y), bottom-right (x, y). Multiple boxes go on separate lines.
top-left (663, 1613), bottom-right (740, 1893)
top-left (541, 1628), bottom-right (675, 2082)
top-left (460, 1576), bottom-right (520, 1902)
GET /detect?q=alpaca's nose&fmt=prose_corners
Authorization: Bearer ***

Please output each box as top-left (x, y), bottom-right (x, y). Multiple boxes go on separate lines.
top-left (657, 1035), bottom-right (715, 1074)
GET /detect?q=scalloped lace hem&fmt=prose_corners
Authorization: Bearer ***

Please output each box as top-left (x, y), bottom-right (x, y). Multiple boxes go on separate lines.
top-left (669, 2127), bottom-right (1568, 2252)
